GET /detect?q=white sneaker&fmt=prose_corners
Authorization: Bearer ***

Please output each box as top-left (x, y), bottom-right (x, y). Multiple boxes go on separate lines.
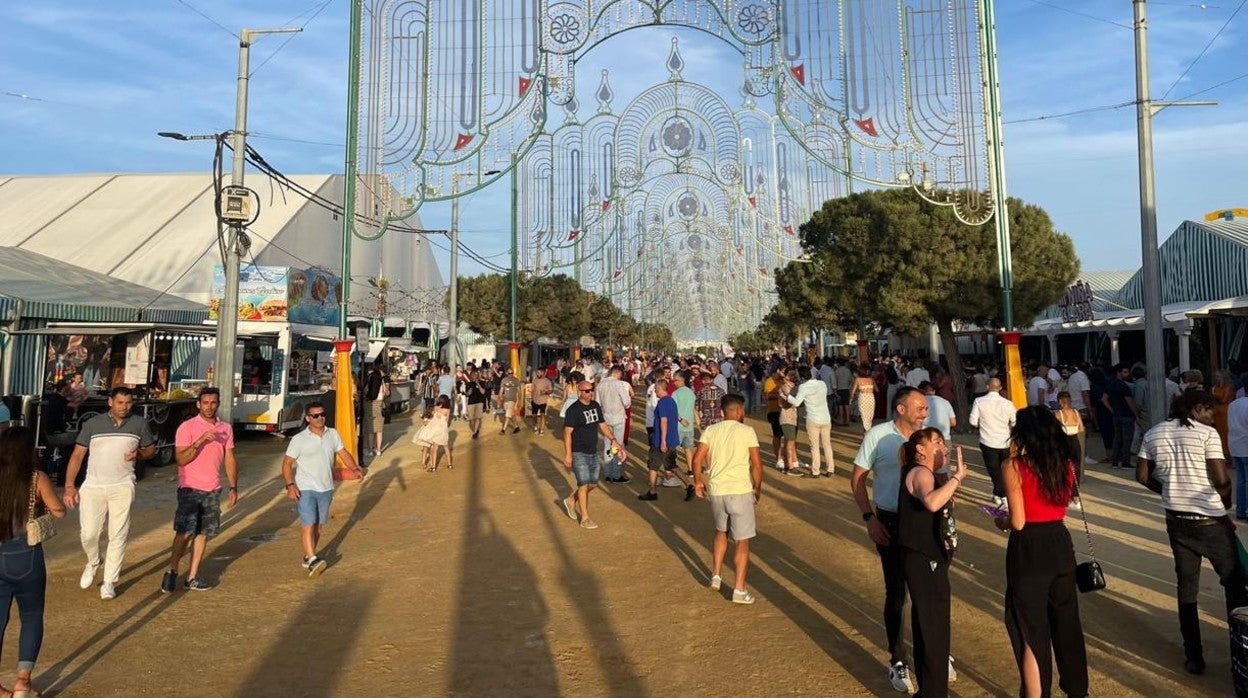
top-left (660, 477), bottom-right (683, 488)
top-left (948, 655), bottom-right (957, 682)
top-left (775, 459), bottom-right (786, 470)
top-left (1084, 456), bottom-right (1098, 466)
top-left (709, 574), bottom-right (722, 591)
top-left (79, 564), bottom-right (97, 590)
top-left (732, 588), bottom-right (755, 605)
top-left (100, 583), bottom-right (116, 600)
top-left (889, 661), bottom-right (914, 693)
top-left (993, 496), bottom-right (1006, 509)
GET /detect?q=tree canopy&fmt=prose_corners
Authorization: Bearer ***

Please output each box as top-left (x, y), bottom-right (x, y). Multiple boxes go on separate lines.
top-left (776, 188), bottom-right (1079, 421)
top-left (453, 273), bottom-right (674, 350)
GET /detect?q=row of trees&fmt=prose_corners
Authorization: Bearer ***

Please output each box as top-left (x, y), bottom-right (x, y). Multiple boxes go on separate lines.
top-left (756, 188), bottom-right (1080, 423)
top-left (454, 273), bottom-right (675, 351)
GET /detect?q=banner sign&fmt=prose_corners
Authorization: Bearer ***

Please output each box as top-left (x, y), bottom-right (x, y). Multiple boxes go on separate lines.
top-left (210, 265), bottom-right (341, 327)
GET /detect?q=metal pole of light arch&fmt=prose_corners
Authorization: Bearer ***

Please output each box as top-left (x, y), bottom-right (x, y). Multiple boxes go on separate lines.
top-left (978, 0), bottom-right (1027, 407)
top-left (334, 0), bottom-right (364, 469)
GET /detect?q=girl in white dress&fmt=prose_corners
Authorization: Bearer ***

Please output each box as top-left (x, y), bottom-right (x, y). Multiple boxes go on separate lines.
top-left (413, 396), bottom-right (452, 471)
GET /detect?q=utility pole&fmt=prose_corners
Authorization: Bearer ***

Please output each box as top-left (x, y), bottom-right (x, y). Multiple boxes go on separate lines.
top-left (448, 169), bottom-right (499, 372)
top-left (1132, 0), bottom-right (1216, 425)
top-left (213, 26), bottom-right (300, 422)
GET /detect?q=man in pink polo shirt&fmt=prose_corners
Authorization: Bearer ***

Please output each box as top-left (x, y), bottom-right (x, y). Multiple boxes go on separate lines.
top-left (162, 388), bottom-right (239, 592)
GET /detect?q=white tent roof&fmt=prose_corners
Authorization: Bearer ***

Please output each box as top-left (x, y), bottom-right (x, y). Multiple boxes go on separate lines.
top-left (0, 173), bottom-right (444, 324)
top-left (1028, 295), bottom-right (1248, 336)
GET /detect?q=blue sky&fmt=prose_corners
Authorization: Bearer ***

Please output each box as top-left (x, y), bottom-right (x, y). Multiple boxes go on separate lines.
top-left (2, 0), bottom-right (1245, 286)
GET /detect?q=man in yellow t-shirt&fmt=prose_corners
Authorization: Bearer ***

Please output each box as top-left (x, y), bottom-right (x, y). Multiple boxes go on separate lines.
top-left (693, 393), bottom-right (763, 605)
top-left (762, 369), bottom-right (785, 469)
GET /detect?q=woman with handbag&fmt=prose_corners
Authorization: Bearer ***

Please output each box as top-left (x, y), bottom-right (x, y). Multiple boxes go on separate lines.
top-left (899, 428), bottom-right (964, 697)
top-left (0, 426), bottom-right (66, 698)
top-left (995, 406), bottom-right (1089, 698)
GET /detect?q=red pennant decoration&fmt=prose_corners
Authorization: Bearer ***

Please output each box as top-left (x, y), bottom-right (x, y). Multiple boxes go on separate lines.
top-left (759, 267), bottom-right (768, 275)
top-left (790, 64), bottom-right (806, 85)
top-left (748, 196), bottom-right (757, 207)
top-left (736, 246), bottom-right (743, 255)
top-left (602, 199), bottom-right (610, 211)
top-left (613, 269), bottom-right (623, 279)
top-left (453, 133), bottom-right (474, 151)
top-left (853, 118), bottom-right (878, 137)
top-left (568, 230), bottom-right (579, 240)
top-left (518, 76), bottom-right (533, 97)
top-left (783, 225), bottom-right (794, 236)
top-left (637, 248), bottom-right (643, 258)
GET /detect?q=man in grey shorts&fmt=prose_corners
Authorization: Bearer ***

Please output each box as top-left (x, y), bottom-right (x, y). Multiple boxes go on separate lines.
top-left (692, 393), bottom-right (763, 604)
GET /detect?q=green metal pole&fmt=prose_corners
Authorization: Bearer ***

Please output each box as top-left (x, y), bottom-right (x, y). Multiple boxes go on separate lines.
top-left (338, 0), bottom-right (363, 340)
top-left (510, 151), bottom-right (518, 343)
top-left (980, 0), bottom-right (1014, 330)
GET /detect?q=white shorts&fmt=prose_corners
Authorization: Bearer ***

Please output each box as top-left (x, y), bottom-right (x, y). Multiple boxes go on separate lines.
top-left (710, 493), bottom-right (757, 540)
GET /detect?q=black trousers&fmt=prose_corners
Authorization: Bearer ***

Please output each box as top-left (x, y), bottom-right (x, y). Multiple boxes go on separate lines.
top-left (980, 444), bottom-right (1009, 498)
top-left (1005, 521), bottom-right (1088, 698)
top-left (875, 510), bottom-right (907, 663)
top-left (1165, 512), bottom-right (1248, 661)
top-left (904, 550), bottom-right (950, 698)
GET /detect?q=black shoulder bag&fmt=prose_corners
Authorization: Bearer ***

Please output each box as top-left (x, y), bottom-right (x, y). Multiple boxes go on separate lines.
top-left (1073, 482), bottom-right (1107, 593)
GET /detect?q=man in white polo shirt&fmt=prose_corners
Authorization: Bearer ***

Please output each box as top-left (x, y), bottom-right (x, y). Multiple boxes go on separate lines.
top-left (62, 386), bottom-right (157, 600)
top-left (281, 401), bottom-right (362, 577)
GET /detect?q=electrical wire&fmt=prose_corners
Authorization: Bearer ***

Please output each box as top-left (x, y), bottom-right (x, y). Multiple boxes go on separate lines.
top-left (136, 235), bottom-right (221, 316)
top-left (1025, 0), bottom-right (1133, 29)
top-left (1174, 70), bottom-right (1248, 99)
top-left (1004, 99), bottom-right (1138, 124)
top-left (1159, 0), bottom-right (1247, 100)
top-left (171, 0), bottom-right (238, 39)
top-left (250, 0), bottom-right (336, 77)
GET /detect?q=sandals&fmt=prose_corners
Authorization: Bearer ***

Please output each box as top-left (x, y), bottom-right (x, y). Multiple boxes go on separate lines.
top-left (426, 467), bottom-right (437, 473)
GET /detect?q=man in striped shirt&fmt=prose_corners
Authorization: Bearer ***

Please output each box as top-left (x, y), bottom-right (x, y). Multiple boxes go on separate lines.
top-left (1137, 390), bottom-right (1245, 676)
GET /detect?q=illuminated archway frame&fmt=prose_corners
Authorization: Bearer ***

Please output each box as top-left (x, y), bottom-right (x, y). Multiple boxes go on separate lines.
top-left (356, 0), bottom-right (995, 228)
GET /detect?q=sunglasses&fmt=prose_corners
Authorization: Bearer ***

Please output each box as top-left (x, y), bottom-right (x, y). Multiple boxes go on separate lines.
top-left (308, 412), bottom-right (326, 419)
top-left (580, 388), bottom-right (595, 393)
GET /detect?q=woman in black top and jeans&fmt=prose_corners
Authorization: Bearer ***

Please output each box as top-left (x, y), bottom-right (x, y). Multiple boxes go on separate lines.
top-left (0, 427), bottom-right (66, 698)
top-left (899, 427), bottom-right (965, 697)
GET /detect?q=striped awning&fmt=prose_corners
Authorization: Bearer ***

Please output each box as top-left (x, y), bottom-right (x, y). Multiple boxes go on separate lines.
top-left (0, 246), bottom-right (207, 325)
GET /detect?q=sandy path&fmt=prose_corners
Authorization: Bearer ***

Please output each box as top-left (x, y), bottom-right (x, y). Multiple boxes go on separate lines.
top-left (11, 405), bottom-right (1239, 696)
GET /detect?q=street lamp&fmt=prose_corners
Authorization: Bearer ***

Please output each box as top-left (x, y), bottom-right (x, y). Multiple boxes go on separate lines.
top-left (449, 169), bottom-right (500, 372)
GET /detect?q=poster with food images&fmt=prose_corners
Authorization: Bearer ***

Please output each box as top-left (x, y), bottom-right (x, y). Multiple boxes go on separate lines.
top-left (287, 267), bottom-right (341, 327)
top-left (209, 265), bottom-right (289, 322)
top-left (209, 265), bottom-right (340, 327)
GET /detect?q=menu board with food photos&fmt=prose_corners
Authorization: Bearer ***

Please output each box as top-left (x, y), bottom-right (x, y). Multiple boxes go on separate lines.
top-left (210, 265), bottom-right (341, 327)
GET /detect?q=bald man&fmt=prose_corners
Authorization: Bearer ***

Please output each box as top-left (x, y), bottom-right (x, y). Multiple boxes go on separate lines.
top-left (969, 377), bottom-right (1017, 508)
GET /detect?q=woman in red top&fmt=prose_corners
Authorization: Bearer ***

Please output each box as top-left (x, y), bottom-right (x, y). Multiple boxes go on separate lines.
top-left (995, 406), bottom-right (1088, 698)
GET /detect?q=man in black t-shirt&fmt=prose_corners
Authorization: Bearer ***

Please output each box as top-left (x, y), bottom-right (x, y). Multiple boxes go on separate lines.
top-left (465, 369), bottom-right (490, 439)
top-left (562, 381), bottom-right (620, 530)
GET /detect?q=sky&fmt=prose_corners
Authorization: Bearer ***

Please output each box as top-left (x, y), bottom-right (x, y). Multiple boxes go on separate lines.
top-left (2, 0), bottom-right (1246, 290)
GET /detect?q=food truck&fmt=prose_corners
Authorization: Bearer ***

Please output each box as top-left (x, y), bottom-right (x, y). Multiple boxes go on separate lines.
top-left (205, 264), bottom-right (344, 432)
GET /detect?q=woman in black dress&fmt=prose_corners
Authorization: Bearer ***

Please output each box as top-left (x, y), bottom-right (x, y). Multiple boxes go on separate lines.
top-left (899, 427), bottom-right (965, 697)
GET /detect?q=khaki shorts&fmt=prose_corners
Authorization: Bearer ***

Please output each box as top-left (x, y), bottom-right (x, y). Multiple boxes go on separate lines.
top-left (710, 493), bottom-right (756, 540)
top-left (466, 402), bottom-right (484, 420)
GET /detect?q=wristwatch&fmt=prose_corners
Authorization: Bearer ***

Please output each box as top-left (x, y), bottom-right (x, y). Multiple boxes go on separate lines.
top-left (862, 511), bottom-right (875, 522)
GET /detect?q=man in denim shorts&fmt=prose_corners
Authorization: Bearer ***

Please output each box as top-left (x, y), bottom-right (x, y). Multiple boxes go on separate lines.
top-left (164, 388), bottom-right (238, 592)
top-left (561, 381), bottom-right (620, 530)
top-left (280, 401), bottom-right (363, 576)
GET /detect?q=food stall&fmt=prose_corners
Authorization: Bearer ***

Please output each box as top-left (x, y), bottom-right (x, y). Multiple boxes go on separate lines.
top-left (15, 323), bottom-right (214, 479)
top-left (205, 264), bottom-right (343, 432)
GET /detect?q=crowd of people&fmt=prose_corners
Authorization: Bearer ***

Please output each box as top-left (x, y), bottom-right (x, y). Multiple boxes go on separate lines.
top-left (1, 346), bottom-right (1247, 696)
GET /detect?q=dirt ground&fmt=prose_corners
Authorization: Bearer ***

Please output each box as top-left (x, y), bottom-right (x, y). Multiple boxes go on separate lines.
top-left (6, 401), bottom-right (1244, 696)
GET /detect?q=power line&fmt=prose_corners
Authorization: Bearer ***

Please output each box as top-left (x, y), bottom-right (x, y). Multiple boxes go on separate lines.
top-left (1175, 70), bottom-right (1248, 99)
top-left (1004, 99), bottom-right (1138, 124)
top-left (250, 0), bottom-right (336, 77)
top-left (1025, 0), bottom-right (1133, 29)
top-left (1159, 0), bottom-right (1247, 100)
top-left (171, 0), bottom-right (238, 39)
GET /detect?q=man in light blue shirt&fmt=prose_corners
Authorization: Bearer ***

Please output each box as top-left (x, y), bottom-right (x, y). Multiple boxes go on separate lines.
top-left (784, 366), bottom-right (835, 476)
top-left (671, 372), bottom-right (697, 472)
top-left (436, 364), bottom-right (455, 399)
top-left (851, 386), bottom-right (931, 692)
top-left (920, 380), bottom-right (956, 441)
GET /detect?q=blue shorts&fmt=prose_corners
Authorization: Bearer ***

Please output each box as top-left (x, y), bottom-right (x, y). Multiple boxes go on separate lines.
top-left (679, 431), bottom-right (696, 449)
top-left (297, 489), bottom-right (334, 526)
top-left (571, 452), bottom-right (600, 487)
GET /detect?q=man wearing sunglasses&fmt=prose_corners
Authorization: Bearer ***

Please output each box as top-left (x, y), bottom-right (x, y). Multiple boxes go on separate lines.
top-left (280, 402), bottom-right (362, 576)
top-left (562, 381), bottom-right (620, 530)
